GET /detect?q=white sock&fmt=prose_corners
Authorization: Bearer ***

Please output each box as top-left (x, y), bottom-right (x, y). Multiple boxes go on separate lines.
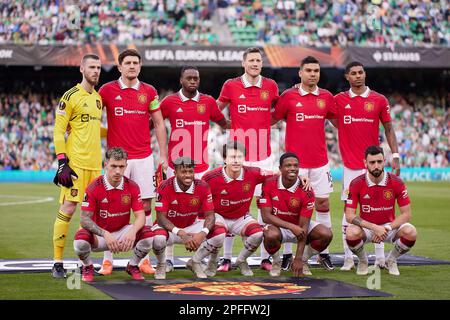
top-left (316, 210), bottom-right (331, 254)
top-left (348, 239), bottom-right (367, 262)
top-left (223, 235), bottom-right (234, 260)
top-left (374, 242), bottom-right (385, 261)
top-left (302, 245), bottom-right (320, 263)
top-left (193, 234), bottom-right (225, 263)
top-left (342, 213), bottom-right (353, 259)
top-left (129, 238), bottom-right (152, 266)
top-left (103, 250), bottom-right (113, 264)
top-left (387, 238), bottom-right (412, 261)
top-left (153, 235), bottom-right (167, 265)
top-left (165, 244), bottom-right (174, 263)
top-left (283, 242), bottom-right (293, 255)
top-left (237, 232), bottom-right (263, 263)
top-left (74, 240), bottom-right (92, 266)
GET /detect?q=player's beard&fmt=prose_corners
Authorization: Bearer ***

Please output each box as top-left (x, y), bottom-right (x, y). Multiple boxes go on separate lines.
top-left (369, 167), bottom-right (384, 178)
top-left (87, 76), bottom-right (99, 86)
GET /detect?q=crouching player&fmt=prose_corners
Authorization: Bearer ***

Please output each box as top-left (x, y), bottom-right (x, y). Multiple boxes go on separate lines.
top-left (151, 157), bottom-right (226, 279)
top-left (73, 147), bottom-right (154, 282)
top-left (259, 153), bottom-right (333, 277)
top-left (345, 146), bottom-right (417, 276)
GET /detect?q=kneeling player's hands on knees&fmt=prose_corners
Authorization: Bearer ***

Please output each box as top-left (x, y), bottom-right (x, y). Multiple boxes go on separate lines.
top-left (191, 232), bottom-right (206, 249)
top-left (104, 232), bottom-right (121, 253)
top-left (120, 231), bottom-right (136, 252)
top-left (373, 225), bottom-right (388, 241)
top-left (291, 258), bottom-right (304, 277)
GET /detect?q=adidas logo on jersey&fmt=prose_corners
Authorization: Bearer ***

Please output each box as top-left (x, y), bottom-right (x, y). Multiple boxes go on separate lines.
top-left (101, 198), bottom-right (108, 203)
top-left (171, 200), bottom-right (178, 205)
top-left (83, 103), bottom-right (88, 108)
top-left (176, 108), bottom-right (183, 113)
top-left (115, 95), bottom-right (122, 100)
top-left (221, 190), bottom-right (228, 195)
top-left (345, 104), bottom-right (351, 109)
top-left (296, 102), bottom-right (303, 107)
top-left (363, 194), bottom-right (370, 199)
top-left (272, 196), bottom-right (279, 201)
top-left (239, 94), bottom-right (246, 99)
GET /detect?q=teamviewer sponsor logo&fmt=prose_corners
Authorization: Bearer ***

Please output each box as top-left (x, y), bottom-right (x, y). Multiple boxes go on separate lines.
top-left (296, 113), bottom-right (304, 121)
top-left (362, 205), bottom-right (370, 213)
top-left (221, 199), bottom-right (230, 206)
top-left (238, 104), bottom-right (247, 113)
top-left (115, 107), bottom-right (123, 116)
top-left (176, 119), bottom-right (184, 128)
top-left (344, 115), bottom-right (352, 124)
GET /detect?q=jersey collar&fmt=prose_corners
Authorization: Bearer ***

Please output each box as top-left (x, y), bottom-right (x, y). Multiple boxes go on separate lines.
top-left (178, 89), bottom-right (200, 102)
top-left (366, 171), bottom-right (388, 187)
top-left (299, 85), bottom-right (319, 96)
top-left (349, 86), bottom-right (370, 98)
top-left (277, 175), bottom-right (300, 193)
top-left (103, 175), bottom-right (124, 190)
top-left (241, 74), bottom-right (262, 88)
top-left (222, 166), bottom-right (244, 183)
top-left (174, 177), bottom-right (195, 194)
top-left (118, 77), bottom-right (140, 90)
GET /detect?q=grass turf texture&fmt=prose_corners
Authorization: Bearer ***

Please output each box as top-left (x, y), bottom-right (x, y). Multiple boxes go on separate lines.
top-left (0, 181), bottom-right (449, 300)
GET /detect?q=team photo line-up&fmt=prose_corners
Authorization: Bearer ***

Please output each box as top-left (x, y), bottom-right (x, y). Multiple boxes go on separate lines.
top-left (51, 47), bottom-right (416, 282)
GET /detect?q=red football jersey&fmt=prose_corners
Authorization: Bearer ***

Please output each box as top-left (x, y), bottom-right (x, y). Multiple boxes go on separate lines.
top-left (273, 87), bottom-right (336, 168)
top-left (99, 79), bottom-right (160, 160)
top-left (155, 177), bottom-right (214, 228)
top-left (334, 88), bottom-right (392, 169)
top-left (258, 176), bottom-right (315, 224)
top-left (202, 166), bottom-right (271, 219)
top-left (345, 172), bottom-right (410, 225)
top-left (218, 75), bottom-right (279, 162)
top-left (81, 175), bottom-right (144, 232)
top-left (160, 90), bottom-right (225, 173)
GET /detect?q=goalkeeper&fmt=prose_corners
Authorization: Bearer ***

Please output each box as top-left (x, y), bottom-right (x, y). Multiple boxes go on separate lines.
top-left (51, 54), bottom-right (105, 278)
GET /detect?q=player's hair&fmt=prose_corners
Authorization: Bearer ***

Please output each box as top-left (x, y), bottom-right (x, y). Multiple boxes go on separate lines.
top-left (222, 140), bottom-right (246, 159)
top-left (345, 61), bottom-right (364, 74)
top-left (279, 152), bottom-right (299, 167)
top-left (300, 56), bottom-right (320, 68)
top-left (180, 66), bottom-right (199, 77)
top-left (81, 54), bottom-right (100, 64)
top-left (243, 47), bottom-right (263, 60)
top-left (365, 145), bottom-right (384, 159)
top-left (105, 147), bottom-right (128, 161)
top-left (173, 157), bottom-right (195, 169)
top-left (118, 49), bottom-right (141, 65)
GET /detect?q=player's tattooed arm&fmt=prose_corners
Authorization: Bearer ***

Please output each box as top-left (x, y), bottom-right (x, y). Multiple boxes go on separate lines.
top-left (351, 216), bottom-right (363, 227)
top-left (156, 211), bottom-right (176, 233)
top-left (202, 211), bottom-right (215, 232)
top-left (80, 210), bottom-right (105, 237)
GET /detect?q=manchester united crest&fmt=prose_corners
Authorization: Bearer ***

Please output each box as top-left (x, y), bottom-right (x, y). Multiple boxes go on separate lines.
top-left (70, 189), bottom-right (78, 197)
top-left (96, 100), bottom-right (102, 110)
top-left (153, 281), bottom-right (310, 296)
top-left (383, 190), bottom-right (394, 200)
top-left (189, 197), bottom-right (200, 206)
top-left (289, 197), bottom-right (300, 208)
top-left (197, 104), bottom-right (206, 114)
top-left (260, 90), bottom-right (269, 101)
top-left (138, 94), bottom-right (147, 104)
top-left (58, 101), bottom-right (66, 110)
top-left (316, 99), bottom-right (326, 109)
top-left (364, 102), bottom-right (375, 112)
top-left (121, 194), bottom-right (131, 205)
top-left (243, 183), bottom-right (251, 192)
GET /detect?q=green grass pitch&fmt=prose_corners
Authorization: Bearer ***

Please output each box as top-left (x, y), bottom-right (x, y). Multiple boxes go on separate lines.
top-left (0, 181), bottom-right (449, 300)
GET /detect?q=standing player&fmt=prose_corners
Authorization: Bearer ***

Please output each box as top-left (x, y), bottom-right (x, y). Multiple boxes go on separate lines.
top-left (51, 54), bottom-right (103, 278)
top-left (160, 66), bottom-right (229, 272)
top-left (345, 146), bottom-right (416, 276)
top-left (98, 49), bottom-right (168, 275)
top-left (151, 157), bottom-right (226, 279)
top-left (216, 47), bottom-right (280, 271)
top-left (74, 147), bottom-right (154, 282)
top-left (335, 61), bottom-right (401, 271)
top-left (273, 56), bottom-right (336, 271)
top-left (259, 153), bottom-right (333, 277)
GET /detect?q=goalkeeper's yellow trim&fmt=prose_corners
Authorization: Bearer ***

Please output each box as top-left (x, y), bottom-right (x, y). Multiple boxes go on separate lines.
top-left (53, 210), bottom-right (72, 261)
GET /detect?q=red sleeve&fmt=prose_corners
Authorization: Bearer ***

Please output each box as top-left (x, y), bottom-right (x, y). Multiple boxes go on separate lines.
top-left (273, 91), bottom-right (288, 121)
top-left (131, 183), bottom-right (144, 212)
top-left (258, 181), bottom-right (273, 208)
top-left (299, 190), bottom-right (315, 218)
top-left (160, 96), bottom-right (170, 119)
top-left (395, 180), bottom-right (411, 207)
top-left (345, 179), bottom-right (360, 210)
top-left (379, 95), bottom-right (392, 123)
top-left (81, 185), bottom-right (97, 213)
top-left (201, 184), bottom-right (215, 212)
top-left (98, 85), bottom-right (108, 108)
top-left (155, 185), bottom-right (170, 212)
top-left (209, 97), bottom-right (225, 123)
top-left (218, 80), bottom-right (232, 103)
top-left (271, 81), bottom-right (280, 106)
top-left (326, 94), bottom-right (337, 119)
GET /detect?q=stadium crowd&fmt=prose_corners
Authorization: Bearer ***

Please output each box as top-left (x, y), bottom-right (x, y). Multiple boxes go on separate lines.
top-left (1, 91), bottom-right (448, 171)
top-left (0, 0), bottom-right (448, 47)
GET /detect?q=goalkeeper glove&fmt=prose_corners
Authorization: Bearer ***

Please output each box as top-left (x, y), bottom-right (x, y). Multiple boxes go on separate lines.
top-left (53, 155), bottom-right (78, 188)
top-left (155, 162), bottom-right (167, 188)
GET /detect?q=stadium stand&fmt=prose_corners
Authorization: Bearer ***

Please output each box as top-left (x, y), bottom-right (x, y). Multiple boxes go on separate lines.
top-left (1, 91), bottom-right (448, 170)
top-left (0, 1), bottom-right (448, 46)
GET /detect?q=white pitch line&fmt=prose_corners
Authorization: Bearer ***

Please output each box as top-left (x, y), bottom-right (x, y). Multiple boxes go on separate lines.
top-left (0, 195), bottom-right (54, 206)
